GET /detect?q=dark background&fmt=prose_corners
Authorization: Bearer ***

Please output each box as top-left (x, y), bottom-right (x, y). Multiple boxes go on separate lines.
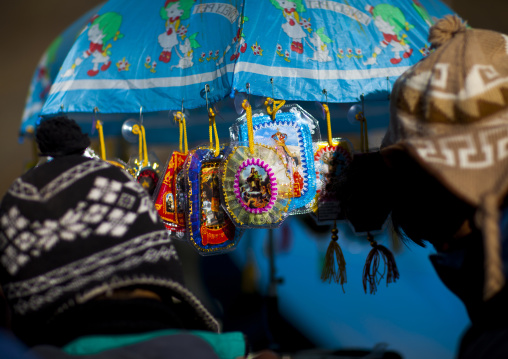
top-left (2, 0), bottom-right (508, 195)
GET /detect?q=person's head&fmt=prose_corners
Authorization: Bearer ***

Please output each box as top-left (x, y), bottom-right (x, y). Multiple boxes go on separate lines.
top-left (35, 116), bottom-right (90, 157)
top-left (335, 15), bottom-right (508, 300)
top-left (0, 117), bottom-right (218, 345)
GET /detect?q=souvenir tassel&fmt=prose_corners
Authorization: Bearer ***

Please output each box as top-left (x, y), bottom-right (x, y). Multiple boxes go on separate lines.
top-left (362, 232), bottom-right (399, 294)
top-left (321, 222), bottom-right (347, 292)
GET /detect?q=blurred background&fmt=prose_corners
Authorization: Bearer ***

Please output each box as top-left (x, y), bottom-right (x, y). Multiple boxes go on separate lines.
top-left (2, 1), bottom-right (508, 358)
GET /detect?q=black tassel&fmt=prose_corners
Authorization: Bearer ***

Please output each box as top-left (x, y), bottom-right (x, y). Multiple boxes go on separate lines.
top-left (321, 222), bottom-right (347, 292)
top-left (362, 232), bottom-right (399, 294)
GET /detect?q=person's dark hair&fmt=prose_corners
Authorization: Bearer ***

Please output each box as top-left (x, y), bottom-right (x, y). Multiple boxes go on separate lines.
top-left (35, 116), bottom-right (90, 157)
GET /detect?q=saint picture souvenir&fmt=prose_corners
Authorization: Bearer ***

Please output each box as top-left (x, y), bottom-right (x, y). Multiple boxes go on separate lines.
top-left (222, 100), bottom-right (293, 228)
top-left (221, 143), bottom-right (293, 228)
top-left (153, 151), bottom-right (187, 238)
top-left (231, 102), bottom-right (319, 214)
top-left (184, 146), bottom-right (242, 255)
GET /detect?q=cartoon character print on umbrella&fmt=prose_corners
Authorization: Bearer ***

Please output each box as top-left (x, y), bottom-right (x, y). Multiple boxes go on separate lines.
top-left (269, 0), bottom-right (312, 55)
top-left (63, 13), bottom-right (123, 77)
top-left (363, 4), bottom-right (414, 65)
top-left (158, 0), bottom-right (201, 69)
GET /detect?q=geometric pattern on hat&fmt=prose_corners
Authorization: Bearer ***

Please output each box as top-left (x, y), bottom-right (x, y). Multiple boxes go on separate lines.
top-left (391, 30), bottom-right (508, 126)
top-left (3, 229), bottom-right (175, 315)
top-left (383, 16), bottom-right (508, 301)
top-left (0, 156), bottom-right (219, 333)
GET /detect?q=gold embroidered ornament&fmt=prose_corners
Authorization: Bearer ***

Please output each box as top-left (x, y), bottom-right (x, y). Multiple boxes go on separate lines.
top-left (221, 100), bottom-right (292, 228)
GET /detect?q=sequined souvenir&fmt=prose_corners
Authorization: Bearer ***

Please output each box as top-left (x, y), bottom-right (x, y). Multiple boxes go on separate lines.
top-left (313, 139), bottom-right (353, 223)
top-left (184, 147), bottom-right (242, 255)
top-left (221, 143), bottom-right (292, 228)
top-left (153, 151), bottom-right (187, 238)
top-left (232, 103), bottom-right (319, 214)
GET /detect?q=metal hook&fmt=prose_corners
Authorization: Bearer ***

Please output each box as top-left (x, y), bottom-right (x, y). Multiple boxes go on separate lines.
top-left (322, 89), bottom-right (328, 104)
top-left (386, 76), bottom-right (390, 100)
top-left (270, 78), bottom-right (274, 99)
top-left (204, 84), bottom-right (210, 111)
top-left (139, 106), bottom-right (143, 125)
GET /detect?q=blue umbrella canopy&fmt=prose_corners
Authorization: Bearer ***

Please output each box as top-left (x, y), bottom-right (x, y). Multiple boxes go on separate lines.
top-left (28, 0), bottom-right (455, 139)
top-left (235, 0), bottom-right (452, 103)
top-left (41, 0), bottom-right (241, 117)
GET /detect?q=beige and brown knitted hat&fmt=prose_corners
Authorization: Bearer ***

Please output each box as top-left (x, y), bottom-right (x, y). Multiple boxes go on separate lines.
top-left (381, 15), bottom-right (508, 300)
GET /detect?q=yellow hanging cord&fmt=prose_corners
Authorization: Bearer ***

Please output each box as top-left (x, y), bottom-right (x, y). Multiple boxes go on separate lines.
top-left (132, 124), bottom-right (146, 167)
top-left (322, 103), bottom-right (333, 146)
top-left (264, 97), bottom-right (286, 120)
top-left (95, 120), bottom-right (107, 161)
top-left (178, 118), bottom-right (183, 153)
top-left (174, 111), bottom-right (188, 154)
top-left (208, 108), bottom-right (220, 157)
top-left (141, 124), bottom-right (149, 167)
top-left (242, 99), bottom-right (254, 155)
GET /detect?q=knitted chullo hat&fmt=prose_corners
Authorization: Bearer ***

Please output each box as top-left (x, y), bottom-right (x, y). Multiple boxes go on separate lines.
top-left (0, 118), bottom-right (219, 342)
top-left (381, 15), bottom-right (508, 300)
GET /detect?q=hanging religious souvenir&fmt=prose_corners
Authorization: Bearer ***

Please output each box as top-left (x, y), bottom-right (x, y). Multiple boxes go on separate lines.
top-left (312, 104), bottom-right (354, 223)
top-left (221, 100), bottom-right (293, 229)
top-left (153, 112), bottom-right (189, 238)
top-left (182, 108), bottom-right (243, 255)
top-left (313, 138), bottom-right (353, 222)
top-left (230, 99), bottom-right (320, 215)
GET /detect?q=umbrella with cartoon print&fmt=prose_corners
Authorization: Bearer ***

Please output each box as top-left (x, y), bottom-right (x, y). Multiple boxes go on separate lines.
top-left (38, 0), bottom-right (242, 126)
top-left (33, 0), bottom-right (456, 141)
top-left (231, 0), bottom-right (454, 104)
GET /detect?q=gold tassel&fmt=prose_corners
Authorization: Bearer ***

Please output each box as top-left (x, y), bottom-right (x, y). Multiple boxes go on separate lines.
top-left (362, 232), bottom-right (399, 294)
top-left (321, 222), bottom-right (347, 292)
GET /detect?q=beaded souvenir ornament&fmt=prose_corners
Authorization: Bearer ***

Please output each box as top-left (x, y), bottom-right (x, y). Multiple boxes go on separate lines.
top-left (222, 100), bottom-right (293, 229)
top-left (153, 112), bottom-right (189, 237)
top-left (183, 109), bottom-right (243, 255)
top-left (231, 100), bottom-right (319, 215)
